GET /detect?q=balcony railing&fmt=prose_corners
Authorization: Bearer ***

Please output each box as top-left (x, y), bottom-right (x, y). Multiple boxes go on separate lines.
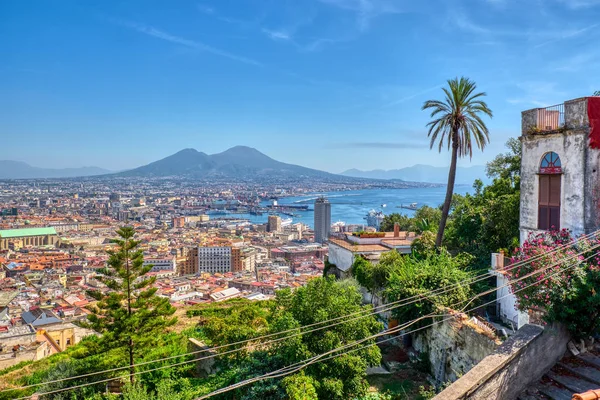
top-left (532, 104), bottom-right (564, 134)
top-left (522, 97), bottom-right (590, 136)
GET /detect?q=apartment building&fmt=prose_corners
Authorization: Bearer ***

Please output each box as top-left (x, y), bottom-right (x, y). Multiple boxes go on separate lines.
top-left (198, 246), bottom-right (232, 274)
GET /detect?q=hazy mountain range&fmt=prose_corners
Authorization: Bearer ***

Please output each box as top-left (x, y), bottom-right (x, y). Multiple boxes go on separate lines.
top-left (0, 161), bottom-right (111, 179)
top-left (341, 164), bottom-right (489, 185)
top-left (1, 147), bottom-right (486, 184)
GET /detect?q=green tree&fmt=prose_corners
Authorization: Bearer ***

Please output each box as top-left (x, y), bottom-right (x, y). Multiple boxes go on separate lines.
top-left (282, 372), bottom-right (318, 400)
top-left (422, 77), bottom-right (493, 247)
top-left (201, 278), bottom-right (382, 400)
top-left (282, 277), bottom-right (382, 399)
top-left (383, 251), bottom-right (474, 328)
top-left (411, 230), bottom-right (437, 258)
top-left (445, 138), bottom-right (521, 267)
top-left (485, 137), bottom-right (521, 185)
top-left (379, 213), bottom-right (413, 232)
top-left (413, 206), bottom-right (442, 233)
top-left (351, 256), bottom-right (390, 304)
top-left (86, 227), bottom-right (177, 383)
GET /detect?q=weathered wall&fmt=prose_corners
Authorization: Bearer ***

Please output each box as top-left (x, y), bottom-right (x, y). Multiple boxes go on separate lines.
top-left (565, 97), bottom-right (588, 128)
top-left (188, 338), bottom-right (217, 378)
top-left (434, 323), bottom-right (570, 400)
top-left (0, 331), bottom-right (37, 349)
top-left (584, 141), bottom-right (600, 233)
top-left (0, 349), bottom-right (37, 370)
top-left (520, 131), bottom-right (587, 242)
top-left (0, 341), bottom-right (50, 370)
top-left (413, 315), bottom-right (499, 384)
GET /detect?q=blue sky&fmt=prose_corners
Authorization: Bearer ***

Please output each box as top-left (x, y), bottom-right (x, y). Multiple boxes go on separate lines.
top-left (1, 0), bottom-right (599, 173)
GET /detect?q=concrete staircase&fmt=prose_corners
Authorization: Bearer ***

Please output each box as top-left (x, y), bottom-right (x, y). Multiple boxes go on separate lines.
top-left (518, 353), bottom-right (600, 400)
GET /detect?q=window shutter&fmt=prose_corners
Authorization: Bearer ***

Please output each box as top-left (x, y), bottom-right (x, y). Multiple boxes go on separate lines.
top-left (538, 174), bottom-right (561, 230)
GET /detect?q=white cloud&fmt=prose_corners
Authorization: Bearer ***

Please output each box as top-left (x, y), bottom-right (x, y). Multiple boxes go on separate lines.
top-left (551, 51), bottom-right (600, 72)
top-left (117, 20), bottom-right (263, 66)
top-left (451, 10), bottom-right (491, 34)
top-left (385, 84), bottom-right (444, 107)
top-left (449, 9), bottom-right (599, 50)
top-left (262, 28), bottom-right (291, 40)
top-left (197, 4), bottom-right (214, 15)
top-left (506, 82), bottom-right (566, 108)
top-left (555, 0), bottom-right (600, 9)
top-left (318, 0), bottom-right (400, 31)
top-left (533, 23), bottom-right (599, 48)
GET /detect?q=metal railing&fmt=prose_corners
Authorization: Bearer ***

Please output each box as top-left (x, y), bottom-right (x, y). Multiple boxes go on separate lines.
top-left (535, 103), bottom-right (565, 133)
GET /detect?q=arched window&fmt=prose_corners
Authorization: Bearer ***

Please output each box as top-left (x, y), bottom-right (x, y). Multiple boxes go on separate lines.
top-left (538, 152), bottom-right (561, 230)
top-left (540, 151), bottom-right (562, 174)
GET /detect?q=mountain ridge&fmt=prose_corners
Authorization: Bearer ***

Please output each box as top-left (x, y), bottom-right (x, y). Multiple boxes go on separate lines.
top-left (113, 146), bottom-right (335, 179)
top-left (341, 164), bottom-right (489, 185)
top-left (0, 161), bottom-right (111, 179)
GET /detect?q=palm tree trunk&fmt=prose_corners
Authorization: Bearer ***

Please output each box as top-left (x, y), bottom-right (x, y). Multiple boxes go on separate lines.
top-left (436, 131), bottom-right (459, 247)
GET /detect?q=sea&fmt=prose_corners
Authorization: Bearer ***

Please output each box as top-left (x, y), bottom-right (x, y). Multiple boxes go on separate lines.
top-left (216, 185), bottom-right (472, 229)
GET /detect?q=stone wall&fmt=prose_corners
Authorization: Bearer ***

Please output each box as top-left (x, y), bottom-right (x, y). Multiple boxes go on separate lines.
top-left (188, 338), bottom-right (217, 378)
top-left (0, 341), bottom-right (51, 370)
top-left (521, 109), bottom-right (538, 135)
top-left (434, 323), bottom-right (570, 400)
top-left (413, 313), bottom-right (500, 384)
top-left (565, 97), bottom-right (589, 129)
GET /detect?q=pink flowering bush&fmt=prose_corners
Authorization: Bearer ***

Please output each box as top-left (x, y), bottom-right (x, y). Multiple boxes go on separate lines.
top-left (508, 229), bottom-right (600, 338)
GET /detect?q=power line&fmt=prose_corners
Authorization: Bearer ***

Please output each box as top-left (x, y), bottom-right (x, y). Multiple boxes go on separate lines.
top-left (10, 244), bottom-right (595, 400)
top-left (195, 252), bottom-right (593, 399)
top-left (3, 230), bottom-right (598, 395)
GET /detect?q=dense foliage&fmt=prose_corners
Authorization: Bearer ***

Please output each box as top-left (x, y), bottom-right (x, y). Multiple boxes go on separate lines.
top-left (197, 277), bottom-right (383, 400)
top-left (380, 207), bottom-right (441, 234)
top-left (351, 250), bottom-right (475, 328)
top-left (508, 229), bottom-right (600, 339)
top-left (443, 138), bottom-right (521, 269)
top-left (1, 278), bottom-right (384, 400)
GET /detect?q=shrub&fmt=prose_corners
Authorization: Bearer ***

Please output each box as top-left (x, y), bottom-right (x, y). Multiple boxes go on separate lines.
top-left (509, 229), bottom-right (600, 338)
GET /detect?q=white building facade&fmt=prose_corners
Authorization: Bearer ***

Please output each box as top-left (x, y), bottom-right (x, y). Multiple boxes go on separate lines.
top-left (143, 256), bottom-right (177, 272)
top-left (197, 246), bottom-right (232, 274)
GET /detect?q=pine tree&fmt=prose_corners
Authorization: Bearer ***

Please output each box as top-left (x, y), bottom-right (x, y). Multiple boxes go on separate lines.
top-left (86, 226), bottom-right (177, 383)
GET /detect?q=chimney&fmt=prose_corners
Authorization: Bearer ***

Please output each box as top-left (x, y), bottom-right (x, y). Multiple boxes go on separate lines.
top-left (393, 223), bottom-right (400, 238)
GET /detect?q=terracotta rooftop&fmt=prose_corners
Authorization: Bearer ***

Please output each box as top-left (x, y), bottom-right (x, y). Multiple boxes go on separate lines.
top-left (381, 238), bottom-right (416, 247)
top-left (328, 238), bottom-right (389, 253)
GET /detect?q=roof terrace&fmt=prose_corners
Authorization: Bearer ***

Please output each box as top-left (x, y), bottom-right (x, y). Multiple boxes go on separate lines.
top-left (521, 97), bottom-right (590, 136)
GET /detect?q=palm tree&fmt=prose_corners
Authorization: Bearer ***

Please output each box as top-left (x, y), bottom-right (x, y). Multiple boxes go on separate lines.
top-left (422, 77), bottom-right (493, 247)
